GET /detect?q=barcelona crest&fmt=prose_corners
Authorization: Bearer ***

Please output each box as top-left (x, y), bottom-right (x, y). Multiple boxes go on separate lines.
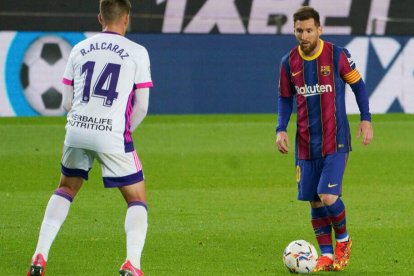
top-left (320, 65), bottom-right (331, 76)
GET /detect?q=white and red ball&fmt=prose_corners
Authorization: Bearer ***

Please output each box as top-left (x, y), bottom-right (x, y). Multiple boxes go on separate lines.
top-left (283, 240), bottom-right (318, 274)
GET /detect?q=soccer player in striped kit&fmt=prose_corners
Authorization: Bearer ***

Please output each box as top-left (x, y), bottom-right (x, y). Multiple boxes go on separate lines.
top-left (27, 1), bottom-right (151, 275)
top-left (275, 6), bottom-right (373, 272)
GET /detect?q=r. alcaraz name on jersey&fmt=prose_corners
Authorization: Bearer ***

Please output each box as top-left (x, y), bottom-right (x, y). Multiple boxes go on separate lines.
top-left (276, 40), bottom-right (371, 160)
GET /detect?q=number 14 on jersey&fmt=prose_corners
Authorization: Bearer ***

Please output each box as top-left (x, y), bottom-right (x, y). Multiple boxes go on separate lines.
top-left (81, 61), bottom-right (120, 107)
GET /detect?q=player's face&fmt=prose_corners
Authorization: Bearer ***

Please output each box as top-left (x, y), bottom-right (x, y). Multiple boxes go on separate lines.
top-left (294, 18), bottom-right (322, 56)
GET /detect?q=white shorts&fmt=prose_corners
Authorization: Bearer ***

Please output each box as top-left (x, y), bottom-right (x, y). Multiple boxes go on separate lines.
top-left (61, 146), bottom-right (144, 188)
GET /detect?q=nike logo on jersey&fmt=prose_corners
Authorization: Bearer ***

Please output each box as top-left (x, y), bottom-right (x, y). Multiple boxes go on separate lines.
top-left (291, 70), bottom-right (302, 77)
top-left (328, 183), bottom-right (338, 188)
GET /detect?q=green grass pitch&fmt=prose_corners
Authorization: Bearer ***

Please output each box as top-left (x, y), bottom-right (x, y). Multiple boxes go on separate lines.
top-left (1, 114), bottom-right (413, 275)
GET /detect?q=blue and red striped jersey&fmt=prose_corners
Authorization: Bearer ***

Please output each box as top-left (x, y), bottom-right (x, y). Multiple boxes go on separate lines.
top-left (277, 39), bottom-right (370, 160)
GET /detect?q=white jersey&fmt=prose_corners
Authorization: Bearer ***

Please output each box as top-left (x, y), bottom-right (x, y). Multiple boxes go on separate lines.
top-left (62, 32), bottom-right (152, 153)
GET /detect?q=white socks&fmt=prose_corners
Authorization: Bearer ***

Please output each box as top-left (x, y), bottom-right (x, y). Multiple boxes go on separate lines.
top-left (125, 205), bottom-right (148, 269)
top-left (33, 194), bottom-right (71, 261)
top-left (32, 194), bottom-right (148, 269)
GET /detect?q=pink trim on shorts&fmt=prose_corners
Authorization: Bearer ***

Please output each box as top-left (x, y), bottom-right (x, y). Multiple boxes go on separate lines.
top-left (132, 150), bottom-right (142, 171)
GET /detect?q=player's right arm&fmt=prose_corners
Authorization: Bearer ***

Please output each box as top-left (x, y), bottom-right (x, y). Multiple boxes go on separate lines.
top-left (62, 49), bottom-right (75, 112)
top-left (276, 56), bottom-right (294, 154)
top-left (339, 48), bottom-right (373, 145)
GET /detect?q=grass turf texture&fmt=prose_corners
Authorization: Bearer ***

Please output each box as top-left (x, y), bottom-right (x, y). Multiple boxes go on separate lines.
top-left (1, 114), bottom-right (413, 275)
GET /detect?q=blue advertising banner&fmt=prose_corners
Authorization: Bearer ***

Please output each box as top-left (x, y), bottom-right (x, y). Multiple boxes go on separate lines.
top-left (0, 31), bottom-right (413, 116)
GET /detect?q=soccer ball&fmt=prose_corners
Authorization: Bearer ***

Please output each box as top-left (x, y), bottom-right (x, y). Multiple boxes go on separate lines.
top-left (20, 35), bottom-right (72, 116)
top-left (283, 240), bottom-right (318, 274)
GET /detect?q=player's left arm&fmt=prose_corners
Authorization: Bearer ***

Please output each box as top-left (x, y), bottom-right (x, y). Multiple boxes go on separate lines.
top-left (340, 48), bottom-right (373, 145)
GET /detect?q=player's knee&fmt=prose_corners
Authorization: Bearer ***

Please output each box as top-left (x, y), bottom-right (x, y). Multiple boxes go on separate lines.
top-left (58, 176), bottom-right (83, 197)
top-left (319, 194), bottom-right (338, 206)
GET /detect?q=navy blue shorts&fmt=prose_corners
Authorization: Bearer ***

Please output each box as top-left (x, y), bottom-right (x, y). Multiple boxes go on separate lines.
top-left (296, 152), bottom-right (348, 201)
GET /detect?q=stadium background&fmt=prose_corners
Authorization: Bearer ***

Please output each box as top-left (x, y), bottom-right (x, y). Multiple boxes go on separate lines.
top-left (1, 0), bottom-right (413, 116)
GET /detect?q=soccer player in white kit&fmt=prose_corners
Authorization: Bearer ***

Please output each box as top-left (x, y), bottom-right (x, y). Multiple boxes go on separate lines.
top-left (27, 1), bottom-right (151, 275)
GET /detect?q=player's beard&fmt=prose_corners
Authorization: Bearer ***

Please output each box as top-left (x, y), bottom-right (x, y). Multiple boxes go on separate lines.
top-left (300, 40), bottom-right (318, 56)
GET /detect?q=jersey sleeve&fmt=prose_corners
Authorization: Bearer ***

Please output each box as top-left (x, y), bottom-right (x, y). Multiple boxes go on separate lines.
top-left (134, 48), bottom-right (153, 90)
top-left (339, 48), bottom-right (361, 85)
top-left (279, 57), bottom-right (294, 97)
top-left (340, 48), bottom-right (371, 121)
top-left (276, 56), bottom-right (294, 133)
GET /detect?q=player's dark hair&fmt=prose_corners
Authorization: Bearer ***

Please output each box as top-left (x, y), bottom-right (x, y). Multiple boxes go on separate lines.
top-left (99, 0), bottom-right (131, 24)
top-left (293, 6), bottom-right (320, 26)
